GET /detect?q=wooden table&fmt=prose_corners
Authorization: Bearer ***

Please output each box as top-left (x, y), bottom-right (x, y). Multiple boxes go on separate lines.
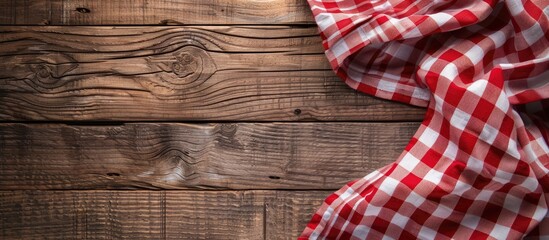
top-left (0, 0), bottom-right (424, 239)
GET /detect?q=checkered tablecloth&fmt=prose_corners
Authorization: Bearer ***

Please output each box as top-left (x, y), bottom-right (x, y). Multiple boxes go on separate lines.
top-left (300, 0), bottom-right (549, 239)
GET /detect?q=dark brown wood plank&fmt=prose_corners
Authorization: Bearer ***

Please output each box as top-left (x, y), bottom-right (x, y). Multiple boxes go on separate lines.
top-left (266, 191), bottom-right (331, 239)
top-left (0, 190), bottom-right (267, 239)
top-left (0, 122), bottom-right (419, 190)
top-left (0, 190), bottom-right (330, 239)
top-left (0, 26), bottom-right (425, 121)
top-left (0, 0), bottom-right (314, 25)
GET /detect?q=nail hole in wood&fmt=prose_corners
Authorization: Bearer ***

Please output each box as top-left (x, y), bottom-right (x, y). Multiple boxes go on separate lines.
top-left (268, 176), bottom-right (281, 180)
top-left (106, 172), bottom-right (120, 177)
top-left (294, 109), bottom-right (302, 115)
top-left (76, 7), bottom-right (91, 13)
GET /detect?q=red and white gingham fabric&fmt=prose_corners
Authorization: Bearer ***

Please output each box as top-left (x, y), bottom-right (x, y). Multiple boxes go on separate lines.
top-left (301, 0), bottom-right (549, 239)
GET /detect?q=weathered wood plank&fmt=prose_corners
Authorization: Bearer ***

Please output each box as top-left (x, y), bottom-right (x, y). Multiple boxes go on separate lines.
top-left (266, 191), bottom-right (330, 239)
top-left (0, 26), bottom-right (425, 121)
top-left (0, 190), bottom-right (329, 239)
top-left (0, 0), bottom-right (314, 25)
top-left (0, 122), bottom-right (419, 190)
top-left (0, 190), bottom-right (267, 239)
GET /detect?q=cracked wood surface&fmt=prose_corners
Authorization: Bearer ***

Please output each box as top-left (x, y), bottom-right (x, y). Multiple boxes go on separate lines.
top-left (0, 26), bottom-right (425, 121)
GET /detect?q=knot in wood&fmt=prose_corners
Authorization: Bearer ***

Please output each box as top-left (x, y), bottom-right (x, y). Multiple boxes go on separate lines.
top-left (145, 45), bottom-right (216, 89)
top-left (35, 65), bottom-right (52, 79)
top-left (168, 46), bottom-right (216, 85)
top-left (24, 54), bottom-right (77, 88)
top-left (29, 64), bottom-right (58, 85)
top-left (171, 52), bottom-right (199, 78)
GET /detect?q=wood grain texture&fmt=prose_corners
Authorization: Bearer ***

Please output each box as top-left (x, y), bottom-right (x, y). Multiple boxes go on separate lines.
top-left (0, 190), bottom-right (330, 239)
top-left (0, 0), bottom-right (314, 25)
top-left (0, 2), bottom-right (423, 239)
top-left (0, 122), bottom-right (419, 190)
top-left (0, 26), bottom-right (425, 121)
top-left (0, 190), bottom-right (270, 239)
top-left (266, 191), bottom-right (331, 239)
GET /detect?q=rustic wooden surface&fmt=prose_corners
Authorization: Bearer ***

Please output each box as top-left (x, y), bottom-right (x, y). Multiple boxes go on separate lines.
top-left (0, 0), bottom-right (314, 25)
top-left (0, 190), bottom-right (331, 239)
top-left (0, 26), bottom-right (424, 121)
top-left (0, 0), bottom-right (425, 239)
top-left (0, 122), bottom-right (418, 190)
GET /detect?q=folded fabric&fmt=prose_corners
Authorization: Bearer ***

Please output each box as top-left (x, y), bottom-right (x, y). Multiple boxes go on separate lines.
top-left (301, 0), bottom-right (549, 239)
